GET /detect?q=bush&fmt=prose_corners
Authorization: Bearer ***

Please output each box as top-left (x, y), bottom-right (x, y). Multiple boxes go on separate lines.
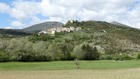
top-left (100, 54), bottom-right (133, 60)
top-left (112, 54), bottom-right (133, 61)
top-left (99, 54), bottom-right (112, 60)
top-left (121, 54), bottom-right (133, 60)
top-left (18, 52), bottom-right (52, 62)
top-left (0, 50), bottom-right (10, 62)
top-left (137, 53), bottom-right (140, 59)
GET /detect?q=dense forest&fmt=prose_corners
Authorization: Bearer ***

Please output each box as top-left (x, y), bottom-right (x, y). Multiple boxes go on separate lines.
top-left (0, 20), bottom-right (140, 62)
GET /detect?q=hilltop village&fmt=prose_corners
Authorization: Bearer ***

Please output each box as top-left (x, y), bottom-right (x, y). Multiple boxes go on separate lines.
top-left (38, 26), bottom-right (81, 35)
top-left (38, 20), bottom-right (81, 35)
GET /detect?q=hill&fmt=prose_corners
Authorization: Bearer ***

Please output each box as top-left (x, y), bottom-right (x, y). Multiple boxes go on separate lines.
top-left (22, 21), bottom-right (64, 33)
top-left (64, 20), bottom-right (140, 54)
top-left (111, 21), bottom-right (132, 28)
top-left (1, 20), bottom-right (140, 62)
top-left (0, 29), bottom-right (30, 38)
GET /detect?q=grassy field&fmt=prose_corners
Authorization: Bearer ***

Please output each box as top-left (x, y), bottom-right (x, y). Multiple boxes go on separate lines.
top-left (0, 60), bottom-right (140, 70)
top-left (0, 60), bottom-right (140, 79)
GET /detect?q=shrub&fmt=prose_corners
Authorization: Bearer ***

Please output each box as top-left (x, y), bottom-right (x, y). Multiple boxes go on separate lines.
top-left (121, 54), bottom-right (133, 60)
top-left (112, 54), bottom-right (133, 61)
top-left (137, 53), bottom-right (140, 59)
top-left (18, 52), bottom-right (52, 62)
top-left (0, 50), bottom-right (10, 62)
top-left (100, 54), bottom-right (133, 60)
top-left (99, 55), bottom-right (112, 60)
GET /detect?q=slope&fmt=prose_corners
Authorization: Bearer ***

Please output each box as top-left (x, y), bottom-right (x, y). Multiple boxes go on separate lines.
top-left (22, 21), bottom-right (64, 33)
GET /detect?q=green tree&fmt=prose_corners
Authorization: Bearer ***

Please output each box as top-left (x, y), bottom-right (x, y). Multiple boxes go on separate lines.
top-left (73, 43), bottom-right (100, 60)
top-left (73, 44), bottom-right (85, 59)
top-left (59, 40), bottom-right (74, 60)
top-left (137, 53), bottom-right (140, 59)
top-left (82, 44), bottom-right (100, 60)
top-left (0, 50), bottom-right (10, 62)
top-left (47, 43), bottom-right (63, 60)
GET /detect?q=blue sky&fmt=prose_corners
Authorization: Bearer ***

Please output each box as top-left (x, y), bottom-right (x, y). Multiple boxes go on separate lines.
top-left (0, 0), bottom-right (12, 4)
top-left (0, 0), bottom-right (140, 29)
top-left (0, 0), bottom-right (12, 28)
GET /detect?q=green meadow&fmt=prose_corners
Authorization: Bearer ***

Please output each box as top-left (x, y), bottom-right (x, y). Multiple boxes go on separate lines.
top-left (0, 60), bottom-right (140, 70)
top-left (0, 60), bottom-right (140, 79)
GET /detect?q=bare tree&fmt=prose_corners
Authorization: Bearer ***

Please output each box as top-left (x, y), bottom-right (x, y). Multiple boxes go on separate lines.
top-left (74, 59), bottom-right (80, 69)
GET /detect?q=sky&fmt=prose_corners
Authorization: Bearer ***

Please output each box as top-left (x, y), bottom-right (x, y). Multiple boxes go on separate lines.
top-left (0, 0), bottom-right (140, 29)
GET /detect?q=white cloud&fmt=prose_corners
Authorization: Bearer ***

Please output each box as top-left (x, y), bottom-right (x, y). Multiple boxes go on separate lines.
top-left (10, 0), bottom-right (41, 20)
top-left (0, 3), bottom-right (10, 13)
top-left (0, 0), bottom-right (140, 28)
top-left (39, 0), bottom-right (137, 24)
top-left (11, 21), bottom-right (23, 27)
top-left (40, 0), bottom-right (65, 18)
top-left (4, 27), bottom-right (12, 29)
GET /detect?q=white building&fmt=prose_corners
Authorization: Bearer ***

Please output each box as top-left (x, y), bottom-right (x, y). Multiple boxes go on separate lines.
top-left (38, 26), bottom-right (81, 35)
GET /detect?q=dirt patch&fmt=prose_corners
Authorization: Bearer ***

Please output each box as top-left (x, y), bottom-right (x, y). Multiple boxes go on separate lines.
top-left (0, 68), bottom-right (140, 79)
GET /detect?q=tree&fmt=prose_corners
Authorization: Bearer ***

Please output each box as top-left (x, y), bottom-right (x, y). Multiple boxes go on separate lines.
top-left (82, 44), bottom-right (100, 60)
top-left (33, 41), bottom-right (47, 53)
top-left (0, 50), bottom-right (10, 62)
top-left (59, 41), bottom-right (74, 60)
top-left (137, 53), bottom-right (140, 59)
top-left (73, 44), bottom-right (85, 59)
top-left (73, 43), bottom-right (100, 60)
top-left (92, 47), bottom-right (100, 60)
top-left (74, 59), bottom-right (80, 69)
top-left (47, 42), bottom-right (64, 60)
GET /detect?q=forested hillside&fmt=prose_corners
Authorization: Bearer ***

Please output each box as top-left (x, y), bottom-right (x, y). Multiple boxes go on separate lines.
top-left (0, 29), bottom-right (30, 38)
top-left (0, 20), bottom-right (140, 62)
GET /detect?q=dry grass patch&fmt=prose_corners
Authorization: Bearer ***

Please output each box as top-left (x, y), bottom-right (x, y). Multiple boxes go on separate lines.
top-left (0, 68), bottom-right (140, 79)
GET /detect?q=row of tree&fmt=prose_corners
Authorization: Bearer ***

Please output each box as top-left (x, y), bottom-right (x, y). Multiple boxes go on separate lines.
top-left (0, 37), bottom-right (100, 62)
top-left (1, 32), bottom-right (140, 62)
